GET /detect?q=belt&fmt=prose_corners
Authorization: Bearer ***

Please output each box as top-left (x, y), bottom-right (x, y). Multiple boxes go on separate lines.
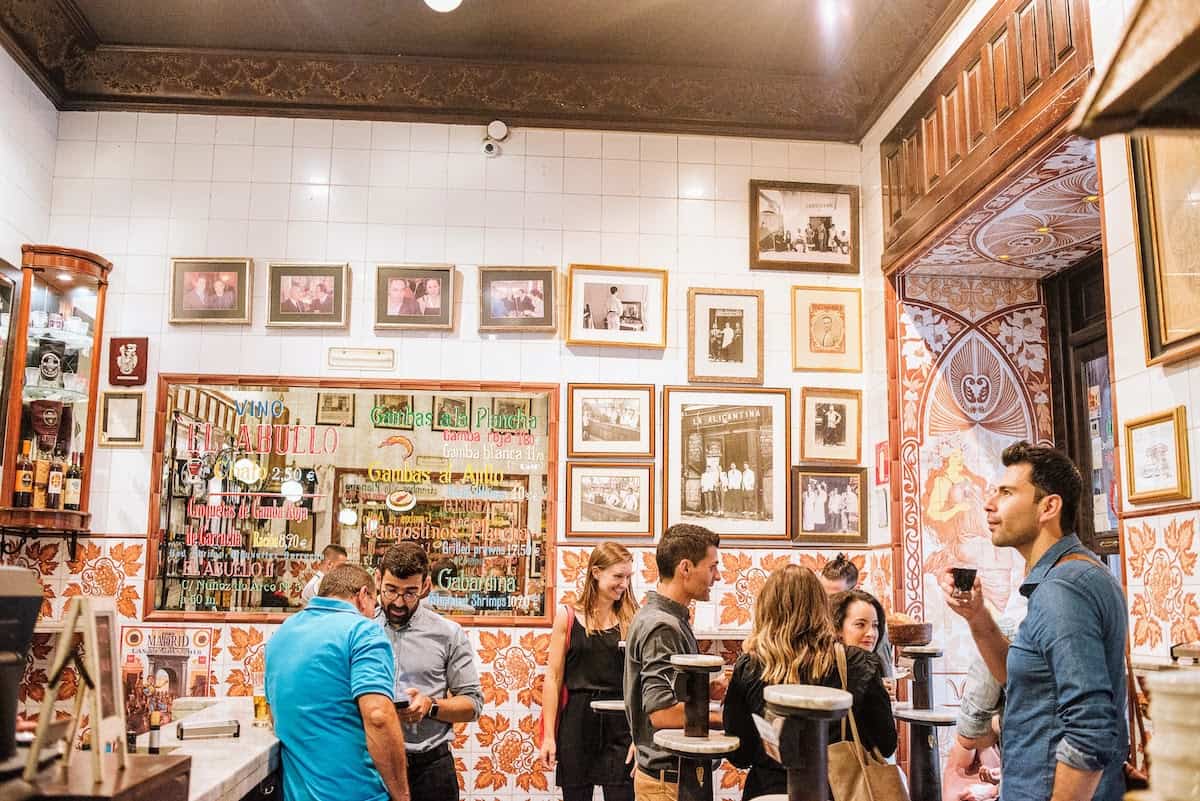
top-left (637, 766), bottom-right (679, 784)
top-left (406, 742), bottom-right (451, 768)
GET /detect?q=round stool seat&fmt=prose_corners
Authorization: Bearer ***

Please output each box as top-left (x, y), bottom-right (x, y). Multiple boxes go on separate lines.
top-left (653, 729), bottom-right (740, 756)
top-left (893, 704), bottom-right (957, 725)
top-left (899, 645), bottom-right (943, 658)
top-left (671, 654), bottom-right (724, 670)
top-left (752, 796), bottom-right (789, 801)
top-left (763, 684), bottom-right (852, 712)
top-left (590, 699), bottom-right (625, 714)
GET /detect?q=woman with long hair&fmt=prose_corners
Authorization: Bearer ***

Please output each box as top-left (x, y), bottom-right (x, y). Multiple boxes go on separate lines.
top-left (723, 565), bottom-right (897, 799)
top-left (830, 588), bottom-right (896, 687)
top-left (538, 542), bottom-right (639, 801)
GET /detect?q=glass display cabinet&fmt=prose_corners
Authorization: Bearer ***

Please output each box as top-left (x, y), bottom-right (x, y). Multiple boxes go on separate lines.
top-left (0, 245), bottom-right (111, 548)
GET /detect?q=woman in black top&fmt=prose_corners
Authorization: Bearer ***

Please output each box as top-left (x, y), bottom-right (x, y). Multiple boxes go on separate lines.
top-left (723, 565), bottom-right (897, 799)
top-left (538, 542), bottom-right (639, 801)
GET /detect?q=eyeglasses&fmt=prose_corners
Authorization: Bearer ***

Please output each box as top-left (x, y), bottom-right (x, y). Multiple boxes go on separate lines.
top-left (380, 588), bottom-right (421, 603)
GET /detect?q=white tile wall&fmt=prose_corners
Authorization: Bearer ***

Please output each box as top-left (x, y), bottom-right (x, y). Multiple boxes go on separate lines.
top-left (0, 49), bottom-right (55, 267)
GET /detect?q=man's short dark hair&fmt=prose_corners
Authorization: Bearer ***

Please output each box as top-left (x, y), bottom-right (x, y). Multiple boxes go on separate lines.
top-left (1001, 440), bottom-right (1082, 533)
top-left (821, 553), bottom-right (859, 589)
top-left (656, 524), bottom-right (719, 580)
top-left (322, 544), bottom-right (347, 561)
top-left (379, 542), bottom-right (430, 580)
top-left (319, 564), bottom-right (373, 599)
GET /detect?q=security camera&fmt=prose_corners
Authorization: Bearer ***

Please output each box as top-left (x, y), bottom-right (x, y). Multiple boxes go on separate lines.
top-left (482, 139), bottom-right (501, 157)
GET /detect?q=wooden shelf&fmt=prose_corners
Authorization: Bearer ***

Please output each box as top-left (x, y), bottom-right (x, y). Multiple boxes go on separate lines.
top-left (0, 506), bottom-right (90, 533)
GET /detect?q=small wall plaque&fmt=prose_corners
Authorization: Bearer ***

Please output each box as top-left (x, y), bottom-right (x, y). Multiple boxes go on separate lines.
top-left (109, 337), bottom-right (149, 386)
top-left (327, 346), bottom-right (395, 370)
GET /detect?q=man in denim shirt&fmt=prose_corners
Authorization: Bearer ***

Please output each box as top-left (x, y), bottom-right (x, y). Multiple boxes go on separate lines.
top-left (943, 442), bottom-right (1127, 801)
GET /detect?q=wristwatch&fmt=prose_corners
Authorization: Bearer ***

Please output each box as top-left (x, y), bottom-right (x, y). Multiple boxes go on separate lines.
top-left (427, 701), bottom-right (440, 721)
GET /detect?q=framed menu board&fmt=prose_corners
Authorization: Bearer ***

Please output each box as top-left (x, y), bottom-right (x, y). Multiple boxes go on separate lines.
top-left (145, 376), bottom-right (558, 626)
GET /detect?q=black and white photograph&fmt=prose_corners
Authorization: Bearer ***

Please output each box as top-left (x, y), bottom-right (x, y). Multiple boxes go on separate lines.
top-left (315, 392), bottom-right (355, 427)
top-left (431, 395), bottom-right (472, 432)
top-left (567, 383), bottom-right (655, 458)
top-left (491, 397), bottom-right (533, 432)
top-left (479, 267), bottom-right (557, 332)
top-left (372, 394), bottom-right (414, 430)
top-left (791, 466), bottom-right (868, 545)
top-left (663, 386), bottom-right (791, 540)
top-left (750, 180), bottom-right (860, 274)
top-left (375, 264), bottom-right (455, 330)
top-left (567, 264), bottom-right (668, 348)
top-left (567, 462), bottom-right (654, 538)
top-left (688, 288), bottom-right (764, 384)
top-left (800, 387), bottom-right (862, 463)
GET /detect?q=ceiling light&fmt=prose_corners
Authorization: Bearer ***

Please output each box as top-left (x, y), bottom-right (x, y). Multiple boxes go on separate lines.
top-left (58, 272), bottom-right (72, 282)
top-left (1085, 194), bottom-right (1099, 202)
top-left (424, 0), bottom-right (462, 11)
top-left (998, 254), bottom-right (1011, 260)
top-left (338, 508), bottom-right (358, 526)
top-left (1036, 226), bottom-right (1049, 233)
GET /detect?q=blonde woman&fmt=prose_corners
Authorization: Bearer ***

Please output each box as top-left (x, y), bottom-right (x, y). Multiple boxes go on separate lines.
top-left (722, 565), bottom-right (896, 799)
top-left (538, 542), bottom-right (638, 801)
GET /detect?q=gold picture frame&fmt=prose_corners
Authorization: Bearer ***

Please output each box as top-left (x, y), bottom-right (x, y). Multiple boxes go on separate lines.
top-left (800, 387), bottom-right (862, 464)
top-left (1124, 405), bottom-right (1191, 504)
top-left (750, 180), bottom-right (860, 274)
top-left (169, 257), bottom-right (252, 324)
top-left (1129, 136), bottom-right (1200, 366)
top-left (791, 285), bottom-right (862, 372)
top-left (566, 264), bottom-right (669, 349)
top-left (478, 266), bottom-right (557, 333)
top-left (375, 264), bottom-right (455, 330)
top-left (99, 390), bottom-right (145, 448)
top-left (566, 383), bottom-right (656, 459)
top-left (687, 287), bottom-right (764, 384)
top-left (267, 262), bottom-right (350, 328)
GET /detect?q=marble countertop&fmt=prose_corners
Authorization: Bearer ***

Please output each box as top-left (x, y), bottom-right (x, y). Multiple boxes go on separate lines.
top-left (135, 698), bottom-right (279, 801)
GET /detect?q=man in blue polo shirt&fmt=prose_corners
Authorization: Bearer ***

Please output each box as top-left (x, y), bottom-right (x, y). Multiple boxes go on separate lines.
top-left (266, 563), bottom-right (410, 801)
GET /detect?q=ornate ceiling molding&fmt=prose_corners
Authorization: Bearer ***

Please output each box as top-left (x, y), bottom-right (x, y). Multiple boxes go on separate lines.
top-left (0, 0), bottom-right (877, 139)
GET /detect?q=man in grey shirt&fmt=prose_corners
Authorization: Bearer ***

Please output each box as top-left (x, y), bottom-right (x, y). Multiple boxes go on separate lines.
top-left (375, 543), bottom-right (483, 801)
top-left (624, 524), bottom-right (722, 801)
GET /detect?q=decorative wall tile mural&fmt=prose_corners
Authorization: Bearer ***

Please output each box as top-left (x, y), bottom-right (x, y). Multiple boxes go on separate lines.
top-left (1126, 511), bottom-right (1200, 656)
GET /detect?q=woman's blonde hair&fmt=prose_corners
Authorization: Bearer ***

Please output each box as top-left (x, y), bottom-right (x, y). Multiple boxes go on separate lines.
top-left (744, 565), bottom-right (837, 684)
top-left (575, 541), bottom-right (639, 636)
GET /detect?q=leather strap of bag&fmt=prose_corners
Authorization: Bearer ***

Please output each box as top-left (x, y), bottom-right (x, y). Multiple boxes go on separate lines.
top-left (1052, 552), bottom-right (1144, 768)
top-left (835, 642), bottom-right (876, 801)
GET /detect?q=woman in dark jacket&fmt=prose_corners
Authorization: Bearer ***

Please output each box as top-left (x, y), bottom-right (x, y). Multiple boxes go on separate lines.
top-left (723, 565), bottom-right (897, 799)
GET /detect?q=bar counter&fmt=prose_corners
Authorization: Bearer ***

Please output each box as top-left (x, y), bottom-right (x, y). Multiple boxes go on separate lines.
top-left (134, 699), bottom-right (278, 801)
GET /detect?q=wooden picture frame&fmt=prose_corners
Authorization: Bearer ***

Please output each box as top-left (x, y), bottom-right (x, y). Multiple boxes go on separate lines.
top-left (99, 390), bottom-right (144, 447)
top-left (687, 287), bottom-right (764, 384)
top-left (1124, 405), bottom-right (1191, 504)
top-left (315, 392), bottom-right (355, 427)
top-left (371, 394), bottom-right (415, 430)
top-left (750, 180), bottom-right (860, 274)
top-left (566, 264), bottom-right (668, 349)
top-left (567, 383), bottom-right (655, 459)
top-left (267, 261), bottom-right (350, 328)
top-left (491, 396), bottom-right (533, 432)
top-left (478, 266), bottom-right (557, 333)
top-left (566, 462), bottom-right (654, 538)
top-left (1129, 136), bottom-right (1200, 366)
top-left (791, 285), bottom-right (862, 372)
top-left (375, 264), bottom-right (455, 330)
top-left (663, 385), bottom-right (791, 540)
top-left (791, 465), bottom-right (869, 546)
top-left (800, 387), bottom-right (862, 464)
top-left (169, 257), bottom-right (252, 324)
top-left (430, 395), bottom-right (472, 432)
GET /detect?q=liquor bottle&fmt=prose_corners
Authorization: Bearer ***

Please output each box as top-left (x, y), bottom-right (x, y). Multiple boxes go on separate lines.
top-left (63, 454), bottom-right (82, 511)
top-left (31, 442), bottom-right (50, 510)
top-left (46, 450), bottom-right (64, 510)
top-left (147, 711), bottom-right (161, 754)
top-left (14, 440), bottom-right (33, 507)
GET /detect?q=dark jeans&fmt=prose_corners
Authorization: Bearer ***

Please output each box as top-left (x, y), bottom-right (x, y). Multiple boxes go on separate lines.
top-left (407, 744), bottom-right (458, 801)
top-left (563, 784), bottom-right (634, 801)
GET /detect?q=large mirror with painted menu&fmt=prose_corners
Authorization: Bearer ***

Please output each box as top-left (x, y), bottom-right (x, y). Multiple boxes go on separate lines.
top-left (145, 376), bottom-right (558, 625)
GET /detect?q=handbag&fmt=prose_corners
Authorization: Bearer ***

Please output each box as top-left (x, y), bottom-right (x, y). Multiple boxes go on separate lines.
top-left (827, 643), bottom-right (910, 801)
top-left (536, 603), bottom-right (576, 747)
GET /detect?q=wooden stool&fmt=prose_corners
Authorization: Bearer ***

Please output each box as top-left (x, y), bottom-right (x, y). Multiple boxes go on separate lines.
top-left (649, 655), bottom-right (739, 801)
top-left (763, 684), bottom-right (852, 801)
top-left (896, 645), bottom-right (955, 801)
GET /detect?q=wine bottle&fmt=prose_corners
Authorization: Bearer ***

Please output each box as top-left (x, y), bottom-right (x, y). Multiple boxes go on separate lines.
top-left (14, 439), bottom-right (33, 507)
top-left (46, 450), bottom-right (64, 509)
top-left (63, 453), bottom-right (82, 511)
top-left (31, 441), bottom-right (50, 510)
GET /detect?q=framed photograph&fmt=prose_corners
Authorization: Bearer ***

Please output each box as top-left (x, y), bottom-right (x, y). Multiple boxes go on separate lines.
top-left (791, 465), bottom-right (868, 546)
top-left (479, 266), bottom-right (557, 333)
top-left (750, 180), bottom-right (860, 274)
top-left (567, 383), bottom-right (655, 458)
top-left (800, 387), bottom-right (862, 464)
top-left (688, 288), bottom-right (764, 384)
top-left (315, 392), bottom-right (355, 427)
top-left (99, 390), bottom-right (145, 447)
top-left (566, 462), bottom-right (654, 538)
top-left (1130, 136), bottom-right (1200, 366)
top-left (169, 257), bottom-right (252, 324)
top-left (267, 262), bottom-right (350, 328)
top-left (491, 396), bottom-right (533, 432)
top-left (1124, 405), bottom-right (1191, 504)
top-left (566, 264), bottom-right (668, 349)
top-left (792, 285), bottom-right (862, 372)
top-left (431, 395), bottom-right (472, 432)
top-left (375, 264), bottom-right (454, 330)
top-left (663, 386), bottom-right (791, 540)
top-left (372, 394), bottom-right (415, 430)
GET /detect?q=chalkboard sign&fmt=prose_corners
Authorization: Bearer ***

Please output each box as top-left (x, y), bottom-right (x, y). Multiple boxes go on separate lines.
top-left (146, 377), bottom-right (557, 626)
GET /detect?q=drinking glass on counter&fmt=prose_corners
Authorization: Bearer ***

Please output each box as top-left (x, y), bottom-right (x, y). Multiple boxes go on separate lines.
top-left (251, 670), bottom-right (271, 727)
